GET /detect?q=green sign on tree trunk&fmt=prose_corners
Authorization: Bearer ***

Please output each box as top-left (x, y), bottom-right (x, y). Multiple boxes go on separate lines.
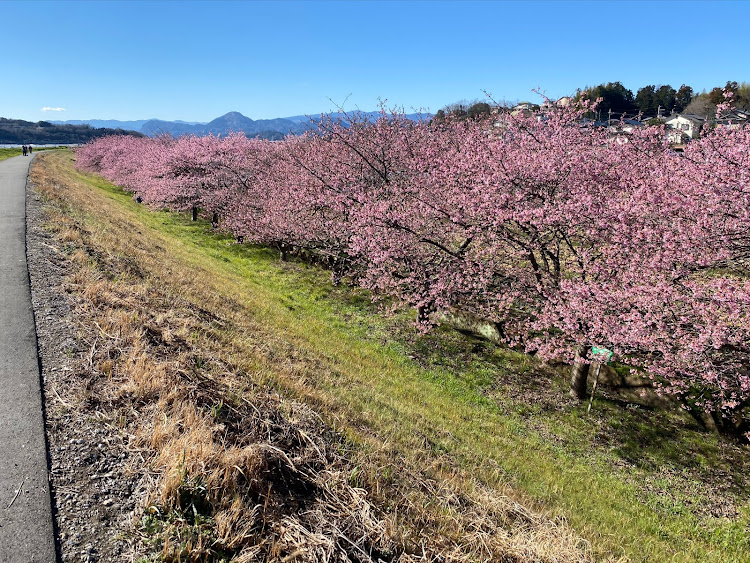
top-left (591, 346), bottom-right (614, 363)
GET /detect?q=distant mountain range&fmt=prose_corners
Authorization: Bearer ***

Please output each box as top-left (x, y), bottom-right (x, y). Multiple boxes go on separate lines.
top-left (51, 110), bottom-right (429, 140)
top-left (48, 119), bottom-right (203, 131)
top-left (138, 112), bottom-right (312, 140)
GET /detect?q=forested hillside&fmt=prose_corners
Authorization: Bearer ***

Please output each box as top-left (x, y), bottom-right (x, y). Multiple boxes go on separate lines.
top-left (0, 118), bottom-right (144, 144)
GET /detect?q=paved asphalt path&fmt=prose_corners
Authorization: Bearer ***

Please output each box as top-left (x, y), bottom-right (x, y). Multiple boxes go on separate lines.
top-left (0, 154), bottom-right (56, 562)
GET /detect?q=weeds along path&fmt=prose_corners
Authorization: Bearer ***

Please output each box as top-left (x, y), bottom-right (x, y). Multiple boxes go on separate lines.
top-left (31, 150), bottom-right (749, 562)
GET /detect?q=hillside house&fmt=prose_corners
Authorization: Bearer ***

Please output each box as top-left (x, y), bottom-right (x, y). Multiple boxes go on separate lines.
top-left (716, 108), bottom-right (749, 129)
top-left (666, 129), bottom-right (689, 145)
top-left (511, 102), bottom-right (537, 118)
top-left (608, 118), bottom-right (645, 134)
top-left (665, 114), bottom-right (705, 140)
top-left (541, 96), bottom-right (573, 110)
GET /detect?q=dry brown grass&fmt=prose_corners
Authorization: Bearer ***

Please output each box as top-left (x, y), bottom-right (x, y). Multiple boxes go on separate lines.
top-left (30, 151), bottom-right (592, 562)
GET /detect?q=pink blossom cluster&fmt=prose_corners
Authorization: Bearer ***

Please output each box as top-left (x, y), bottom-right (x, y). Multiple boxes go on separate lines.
top-left (75, 107), bottom-right (750, 426)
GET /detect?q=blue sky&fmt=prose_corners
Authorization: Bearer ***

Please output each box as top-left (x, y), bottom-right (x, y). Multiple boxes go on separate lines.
top-left (2, 0), bottom-right (749, 122)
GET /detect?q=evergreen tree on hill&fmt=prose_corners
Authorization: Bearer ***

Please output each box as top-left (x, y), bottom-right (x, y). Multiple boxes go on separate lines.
top-left (577, 82), bottom-right (636, 117)
top-left (635, 85), bottom-right (656, 116)
top-left (674, 85), bottom-right (694, 113)
top-left (654, 85), bottom-right (677, 115)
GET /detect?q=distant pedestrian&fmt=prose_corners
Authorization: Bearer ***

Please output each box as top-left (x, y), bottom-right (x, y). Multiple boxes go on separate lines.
top-left (28, 144), bottom-right (32, 154)
top-left (22, 145), bottom-right (27, 156)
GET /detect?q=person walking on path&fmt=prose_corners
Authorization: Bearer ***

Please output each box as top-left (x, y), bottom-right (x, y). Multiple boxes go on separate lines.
top-left (28, 144), bottom-right (32, 154)
top-left (22, 145), bottom-right (27, 156)
top-left (0, 153), bottom-right (57, 562)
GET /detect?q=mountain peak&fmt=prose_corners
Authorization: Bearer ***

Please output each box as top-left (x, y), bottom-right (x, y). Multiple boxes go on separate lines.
top-left (214, 111), bottom-right (253, 123)
top-left (205, 111), bottom-right (256, 133)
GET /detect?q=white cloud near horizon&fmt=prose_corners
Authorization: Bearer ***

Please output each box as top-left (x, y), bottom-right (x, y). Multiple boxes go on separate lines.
top-left (41, 107), bottom-right (66, 112)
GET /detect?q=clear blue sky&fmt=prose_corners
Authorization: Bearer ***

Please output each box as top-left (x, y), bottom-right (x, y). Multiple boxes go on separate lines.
top-left (3, 0), bottom-right (748, 122)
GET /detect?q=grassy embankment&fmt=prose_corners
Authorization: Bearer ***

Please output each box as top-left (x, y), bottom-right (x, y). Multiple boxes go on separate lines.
top-left (0, 146), bottom-right (62, 162)
top-left (0, 147), bottom-right (23, 161)
top-left (36, 150), bottom-right (749, 562)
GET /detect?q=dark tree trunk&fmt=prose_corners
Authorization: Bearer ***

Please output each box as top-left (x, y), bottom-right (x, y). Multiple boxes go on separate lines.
top-left (417, 301), bottom-right (436, 324)
top-left (211, 212), bottom-right (219, 228)
top-left (492, 320), bottom-right (506, 341)
top-left (191, 206), bottom-right (198, 221)
top-left (329, 256), bottom-right (343, 286)
top-left (700, 410), bottom-right (720, 434)
top-left (569, 345), bottom-right (590, 400)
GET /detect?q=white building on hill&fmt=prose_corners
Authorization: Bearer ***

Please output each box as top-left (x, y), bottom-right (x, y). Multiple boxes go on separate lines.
top-left (665, 114), bottom-right (705, 140)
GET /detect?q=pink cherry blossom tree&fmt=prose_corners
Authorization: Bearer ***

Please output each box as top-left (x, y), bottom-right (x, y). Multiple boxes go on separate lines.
top-left (76, 102), bottom-right (750, 437)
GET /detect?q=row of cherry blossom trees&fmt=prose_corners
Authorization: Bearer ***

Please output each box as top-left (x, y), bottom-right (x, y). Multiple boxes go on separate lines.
top-left (76, 105), bottom-right (750, 436)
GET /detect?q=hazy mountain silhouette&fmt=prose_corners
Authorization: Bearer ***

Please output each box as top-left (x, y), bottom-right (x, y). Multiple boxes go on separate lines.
top-left (140, 119), bottom-right (203, 137)
top-left (53, 110), bottom-right (430, 140)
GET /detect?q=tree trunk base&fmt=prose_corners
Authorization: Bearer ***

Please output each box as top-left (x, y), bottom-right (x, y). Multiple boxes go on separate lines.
top-left (569, 345), bottom-right (590, 400)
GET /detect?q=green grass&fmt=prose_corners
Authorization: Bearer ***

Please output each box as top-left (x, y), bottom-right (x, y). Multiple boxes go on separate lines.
top-left (0, 147), bottom-right (23, 161)
top-left (50, 151), bottom-right (750, 562)
top-left (0, 146), bottom-right (62, 162)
